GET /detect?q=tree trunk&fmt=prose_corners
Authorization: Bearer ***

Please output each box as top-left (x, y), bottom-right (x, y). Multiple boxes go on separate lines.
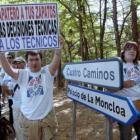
top-left (67, 41), bottom-right (72, 62)
top-left (57, 61), bottom-right (64, 88)
top-left (77, 0), bottom-right (83, 60)
top-left (82, 5), bottom-right (89, 60)
top-left (86, 0), bottom-right (97, 59)
top-left (15, 52), bottom-right (19, 57)
top-left (131, 0), bottom-right (139, 44)
top-left (112, 0), bottom-right (121, 57)
top-left (84, 37), bottom-right (89, 60)
top-left (99, 0), bottom-right (107, 59)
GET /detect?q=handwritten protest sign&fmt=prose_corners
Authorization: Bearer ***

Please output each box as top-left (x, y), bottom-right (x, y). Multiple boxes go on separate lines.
top-left (0, 3), bottom-right (59, 52)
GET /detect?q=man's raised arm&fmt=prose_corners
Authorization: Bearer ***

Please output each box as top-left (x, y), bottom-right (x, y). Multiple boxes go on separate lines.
top-left (0, 53), bottom-right (19, 80)
top-left (49, 35), bottom-right (64, 76)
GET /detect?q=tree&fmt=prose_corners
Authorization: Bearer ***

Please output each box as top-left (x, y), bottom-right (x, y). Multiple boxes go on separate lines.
top-left (112, 0), bottom-right (131, 56)
top-left (99, 0), bottom-right (107, 59)
top-left (112, 0), bottom-right (121, 57)
top-left (85, 0), bottom-right (98, 59)
top-left (131, 0), bottom-right (139, 44)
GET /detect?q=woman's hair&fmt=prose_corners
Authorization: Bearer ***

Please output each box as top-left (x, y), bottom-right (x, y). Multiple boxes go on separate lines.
top-left (121, 41), bottom-right (139, 65)
top-left (25, 50), bottom-right (42, 62)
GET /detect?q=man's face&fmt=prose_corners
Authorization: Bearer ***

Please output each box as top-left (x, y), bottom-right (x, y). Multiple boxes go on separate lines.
top-left (27, 54), bottom-right (42, 72)
top-left (14, 61), bottom-right (26, 69)
top-left (6, 55), bottom-right (14, 64)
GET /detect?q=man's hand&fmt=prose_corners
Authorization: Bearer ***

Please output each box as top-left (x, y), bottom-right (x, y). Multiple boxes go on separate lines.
top-left (2, 84), bottom-right (9, 91)
top-left (2, 96), bottom-right (6, 104)
top-left (2, 84), bottom-right (12, 95)
top-left (49, 34), bottom-right (64, 76)
top-left (59, 35), bottom-right (64, 51)
top-left (55, 35), bottom-right (64, 54)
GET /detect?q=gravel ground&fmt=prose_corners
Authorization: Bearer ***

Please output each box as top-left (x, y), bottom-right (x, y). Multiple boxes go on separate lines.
top-left (1, 86), bottom-right (137, 140)
top-left (53, 86), bottom-right (136, 140)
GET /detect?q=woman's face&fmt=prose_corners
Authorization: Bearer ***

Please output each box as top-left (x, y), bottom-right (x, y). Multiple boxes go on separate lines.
top-left (124, 46), bottom-right (137, 63)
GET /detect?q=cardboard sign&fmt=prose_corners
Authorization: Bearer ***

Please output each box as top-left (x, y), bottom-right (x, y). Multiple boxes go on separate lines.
top-left (67, 84), bottom-right (140, 125)
top-left (0, 3), bottom-right (59, 52)
top-left (62, 58), bottom-right (123, 90)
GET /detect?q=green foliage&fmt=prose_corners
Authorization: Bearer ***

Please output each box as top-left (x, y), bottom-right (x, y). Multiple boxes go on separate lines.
top-left (0, 0), bottom-right (140, 64)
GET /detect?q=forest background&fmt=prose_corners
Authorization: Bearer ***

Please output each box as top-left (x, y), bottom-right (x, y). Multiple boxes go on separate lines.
top-left (0, 0), bottom-right (140, 88)
top-left (0, 0), bottom-right (140, 139)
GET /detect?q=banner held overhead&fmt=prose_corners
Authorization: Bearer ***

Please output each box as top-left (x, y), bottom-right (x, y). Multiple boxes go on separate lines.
top-left (0, 3), bottom-right (59, 52)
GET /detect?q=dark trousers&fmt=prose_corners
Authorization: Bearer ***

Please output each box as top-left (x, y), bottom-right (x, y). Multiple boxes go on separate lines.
top-left (119, 118), bottom-right (140, 140)
top-left (133, 119), bottom-right (140, 140)
top-left (0, 85), bottom-right (1, 117)
top-left (8, 99), bottom-right (13, 125)
top-left (0, 103), bottom-right (1, 117)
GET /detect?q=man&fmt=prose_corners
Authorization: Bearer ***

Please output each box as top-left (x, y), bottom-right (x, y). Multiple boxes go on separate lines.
top-left (1, 52), bottom-right (14, 78)
top-left (0, 36), bottom-right (64, 140)
top-left (2, 56), bottom-right (26, 140)
top-left (1, 52), bottom-right (14, 125)
top-left (0, 73), bottom-right (3, 117)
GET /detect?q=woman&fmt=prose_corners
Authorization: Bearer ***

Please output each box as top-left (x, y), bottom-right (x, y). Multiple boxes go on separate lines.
top-left (115, 41), bottom-right (140, 140)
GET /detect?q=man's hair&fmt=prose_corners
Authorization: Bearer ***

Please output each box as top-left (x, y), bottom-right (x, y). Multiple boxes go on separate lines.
top-left (25, 51), bottom-right (42, 61)
top-left (6, 52), bottom-right (14, 58)
top-left (121, 41), bottom-right (139, 65)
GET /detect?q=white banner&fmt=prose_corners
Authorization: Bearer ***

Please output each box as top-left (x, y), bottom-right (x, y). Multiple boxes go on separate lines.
top-left (0, 3), bottom-right (59, 52)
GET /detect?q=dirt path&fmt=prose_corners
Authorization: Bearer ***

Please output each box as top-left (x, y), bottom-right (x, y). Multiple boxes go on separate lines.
top-left (1, 84), bottom-right (136, 140)
top-left (53, 84), bottom-right (136, 140)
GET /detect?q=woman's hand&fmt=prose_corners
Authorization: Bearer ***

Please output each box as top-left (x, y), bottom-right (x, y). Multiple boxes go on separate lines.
top-left (124, 79), bottom-right (135, 88)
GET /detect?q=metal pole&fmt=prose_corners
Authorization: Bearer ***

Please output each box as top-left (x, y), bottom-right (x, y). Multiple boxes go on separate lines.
top-left (106, 117), bottom-right (113, 140)
top-left (72, 101), bottom-right (77, 140)
top-left (105, 88), bottom-right (113, 140)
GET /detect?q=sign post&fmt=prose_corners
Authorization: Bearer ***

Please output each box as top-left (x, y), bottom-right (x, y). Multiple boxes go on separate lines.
top-left (72, 101), bottom-right (77, 140)
top-left (62, 57), bottom-right (140, 139)
top-left (106, 117), bottom-right (113, 140)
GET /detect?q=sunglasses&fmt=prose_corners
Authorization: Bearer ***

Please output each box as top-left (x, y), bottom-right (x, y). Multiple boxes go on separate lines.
top-left (7, 57), bottom-right (13, 59)
top-left (13, 61), bottom-right (25, 65)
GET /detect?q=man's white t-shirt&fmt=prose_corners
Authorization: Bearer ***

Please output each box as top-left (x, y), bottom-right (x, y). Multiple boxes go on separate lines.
top-left (1, 68), bottom-right (11, 83)
top-left (7, 81), bottom-right (21, 108)
top-left (116, 62), bottom-right (140, 101)
top-left (1, 68), bottom-right (13, 99)
top-left (1, 68), bottom-right (5, 75)
top-left (0, 74), bottom-right (3, 85)
top-left (17, 65), bottom-right (54, 120)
